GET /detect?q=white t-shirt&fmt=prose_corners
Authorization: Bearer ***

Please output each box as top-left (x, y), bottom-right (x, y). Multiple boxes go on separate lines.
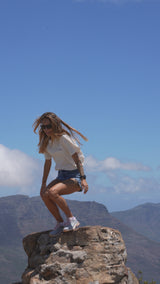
top-left (44, 134), bottom-right (84, 170)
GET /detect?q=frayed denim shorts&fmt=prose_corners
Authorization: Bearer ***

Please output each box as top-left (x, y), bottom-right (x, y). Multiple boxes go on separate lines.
top-left (57, 169), bottom-right (82, 191)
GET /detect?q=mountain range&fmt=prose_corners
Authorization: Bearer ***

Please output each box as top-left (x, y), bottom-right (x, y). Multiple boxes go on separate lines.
top-left (111, 202), bottom-right (160, 243)
top-left (0, 195), bottom-right (160, 283)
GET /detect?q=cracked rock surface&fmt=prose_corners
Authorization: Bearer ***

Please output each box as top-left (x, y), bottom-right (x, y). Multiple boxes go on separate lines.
top-left (22, 226), bottom-right (138, 284)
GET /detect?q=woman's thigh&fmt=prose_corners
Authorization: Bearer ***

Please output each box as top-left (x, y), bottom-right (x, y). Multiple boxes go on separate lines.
top-left (46, 178), bottom-right (60, 190)
top-left (48, 179), bottom-right (81, 196)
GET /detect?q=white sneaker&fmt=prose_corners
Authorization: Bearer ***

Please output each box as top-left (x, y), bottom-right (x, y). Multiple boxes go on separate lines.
top-left (49, 222), bottom-right (64, 236)
top-left (63, 217), bottom-right (80, 232)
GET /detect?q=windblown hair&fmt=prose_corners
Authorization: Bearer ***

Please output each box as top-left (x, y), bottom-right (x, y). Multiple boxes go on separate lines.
top-left (33, 112), bottom-right (88, 153)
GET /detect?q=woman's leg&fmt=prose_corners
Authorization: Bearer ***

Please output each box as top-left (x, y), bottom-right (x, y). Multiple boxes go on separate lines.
top-left (40, 179), bottom-right (64, 222)
top-left (47, 179), bottom-right (80, 218)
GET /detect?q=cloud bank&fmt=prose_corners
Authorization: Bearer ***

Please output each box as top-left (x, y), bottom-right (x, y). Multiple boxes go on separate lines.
top-left (84, 155), bottom-right (158, 194)
top-left (85, 155), bottom-right (150, 172)
top-left (0, 144), bottom-right (40, 188)
top-left (108, 173), bottom-right (160, 193)
top-left (0, 144), bottom-right (158, 198)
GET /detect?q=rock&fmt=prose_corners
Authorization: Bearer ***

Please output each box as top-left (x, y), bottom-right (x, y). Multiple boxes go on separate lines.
top-left (22, 226), bottom-right (138, 284)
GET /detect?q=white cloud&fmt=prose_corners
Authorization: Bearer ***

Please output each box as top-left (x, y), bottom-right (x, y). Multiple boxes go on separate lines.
top-left (0, 145), bottom-right (157, 198)
top-left (0, 144), bottom-right (41, 188)
top-left (85, 155), bottom-right (151, 172)
top-left (84, 155), bottom-right (158, 194)
top-left (85, 169), bottom-right (160, 195)
top-left (109, 173), bottom-right (160, 193)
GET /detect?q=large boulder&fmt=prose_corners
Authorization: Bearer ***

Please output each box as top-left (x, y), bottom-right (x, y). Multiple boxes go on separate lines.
top-left (22, 226), bottom-right (139, 284)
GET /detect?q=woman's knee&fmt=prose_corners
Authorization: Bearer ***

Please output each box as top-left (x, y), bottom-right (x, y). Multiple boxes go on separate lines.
top-left (48, 188), bottom-right (59, 200)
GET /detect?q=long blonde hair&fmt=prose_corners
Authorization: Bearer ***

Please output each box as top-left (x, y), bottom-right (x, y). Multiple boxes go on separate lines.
top-left (33, 112), bottom-right (88, 153)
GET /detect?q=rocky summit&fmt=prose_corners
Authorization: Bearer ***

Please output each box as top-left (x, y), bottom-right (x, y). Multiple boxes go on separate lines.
top-left (22, 226), bottom-right (138, 284)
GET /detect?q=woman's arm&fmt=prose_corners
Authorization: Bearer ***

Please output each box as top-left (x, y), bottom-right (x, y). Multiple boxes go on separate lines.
top-left (41, 159), bottom-right (52, 191)
top-left (72, 152), bottom-right (84, 177)
top-left (72, 152), bottom-right (88, 194)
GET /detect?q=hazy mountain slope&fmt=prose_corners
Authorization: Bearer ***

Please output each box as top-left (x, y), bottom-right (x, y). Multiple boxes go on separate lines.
top-left (0, 244), bottom-right (26, 284)
top-left (0, 195), bottom-right (160, 283)
top-left (111, 203), bottom-right (160, 243)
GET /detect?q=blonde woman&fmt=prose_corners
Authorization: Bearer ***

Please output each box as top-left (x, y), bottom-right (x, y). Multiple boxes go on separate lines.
top-left (33, 112), bottom-right (88, 235)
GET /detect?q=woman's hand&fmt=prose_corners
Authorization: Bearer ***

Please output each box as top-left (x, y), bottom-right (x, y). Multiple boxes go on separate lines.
top-left (81, 179), bottom-right (89, 194)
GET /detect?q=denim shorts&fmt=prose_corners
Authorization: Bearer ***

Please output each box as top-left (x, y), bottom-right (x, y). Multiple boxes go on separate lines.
top-left (57, 169), bottom-right (82, 191)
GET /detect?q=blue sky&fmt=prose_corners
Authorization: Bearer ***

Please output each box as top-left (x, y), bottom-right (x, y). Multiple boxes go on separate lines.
top-left (0, 0), bottom-right (160, 211)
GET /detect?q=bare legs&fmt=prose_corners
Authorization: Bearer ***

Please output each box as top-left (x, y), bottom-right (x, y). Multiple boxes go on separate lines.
top-left (40, 179), bottom-right (80, 222)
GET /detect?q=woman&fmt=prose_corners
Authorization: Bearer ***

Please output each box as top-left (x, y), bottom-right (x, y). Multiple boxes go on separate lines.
top-left (33, 112), bottom-right (88, 235)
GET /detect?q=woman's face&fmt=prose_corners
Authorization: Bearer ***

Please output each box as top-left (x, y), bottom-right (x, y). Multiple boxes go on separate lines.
top-left (41, 118), bottom-right (53, 137)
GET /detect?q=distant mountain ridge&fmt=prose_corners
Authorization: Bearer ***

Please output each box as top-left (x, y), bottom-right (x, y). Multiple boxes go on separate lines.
top-left (111, 202), bottom-right (160, 243)
top-left (0, 195), bottom-right (160, 283)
